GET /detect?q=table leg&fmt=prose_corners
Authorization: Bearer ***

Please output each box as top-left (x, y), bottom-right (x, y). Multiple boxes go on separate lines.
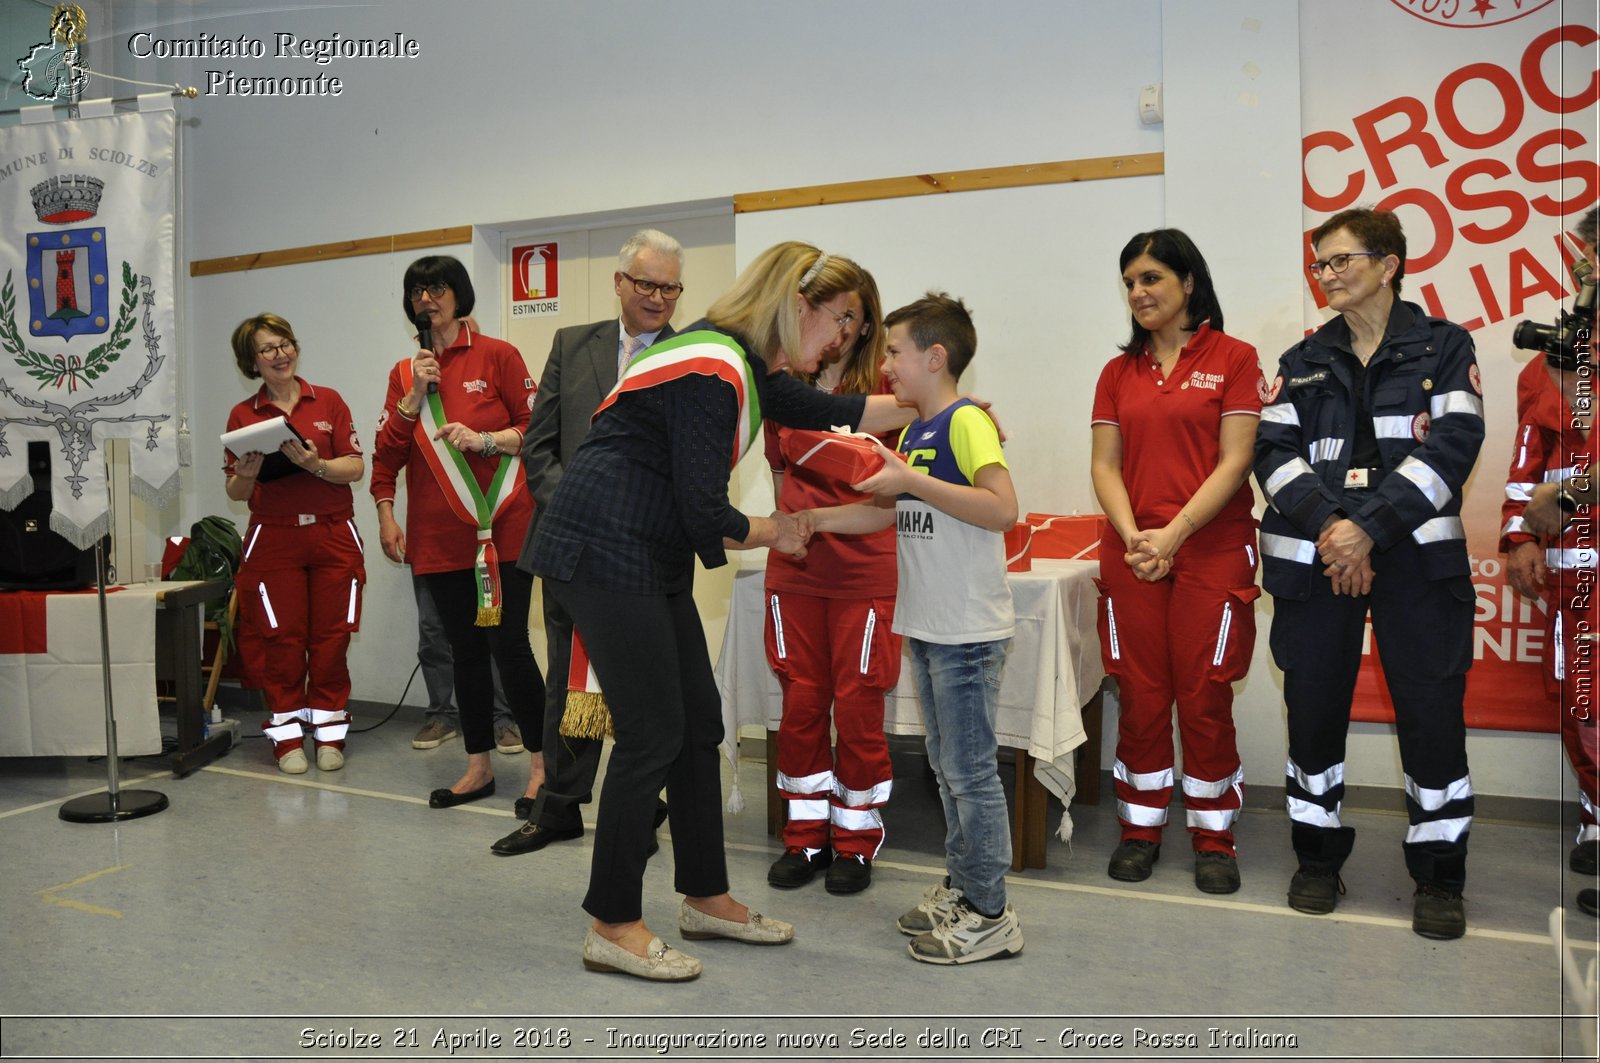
top-left (1011, 749), bottom-right (1048, 870)
top-left (159, 593), bottom-right (232, 777)
top-left (1075, 689), bottom-right (1104, 806)
top-left (765, 728), bottom-right (784, 838)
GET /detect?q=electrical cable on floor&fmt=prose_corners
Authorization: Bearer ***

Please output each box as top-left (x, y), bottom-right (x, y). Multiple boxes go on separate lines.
top-left (230, 660), bottom-right (422, 740)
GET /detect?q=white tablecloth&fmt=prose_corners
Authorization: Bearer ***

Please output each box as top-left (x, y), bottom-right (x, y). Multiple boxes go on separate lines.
top-left (713, 559), bottom-right (1104, 827)
top-left (0, 582), bottom-right (179, 757)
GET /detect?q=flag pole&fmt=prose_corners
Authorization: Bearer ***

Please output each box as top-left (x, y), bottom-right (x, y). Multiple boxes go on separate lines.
top-left (58, 532), bottom-right (168, 822)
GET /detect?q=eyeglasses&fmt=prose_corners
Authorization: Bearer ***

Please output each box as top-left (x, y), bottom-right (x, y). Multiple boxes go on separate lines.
top-left (815, 303), bottom-right (857, 334)
top-left (619, 272), bottom-right (684, 299)
top-left (407, 282), bottom-right (450, 301)
top-left (1307, 251), bottom-right (1384, 277)
top-left (255, 340), bottom-right (295, 358)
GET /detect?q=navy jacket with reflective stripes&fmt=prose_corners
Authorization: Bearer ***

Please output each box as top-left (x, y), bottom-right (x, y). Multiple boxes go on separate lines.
top-left (1253, 299), bottom-right (1484, 601)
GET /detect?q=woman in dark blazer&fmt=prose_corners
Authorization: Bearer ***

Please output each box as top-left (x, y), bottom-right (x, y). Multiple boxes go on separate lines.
top-left (528, 241), bottom-right (911, 981)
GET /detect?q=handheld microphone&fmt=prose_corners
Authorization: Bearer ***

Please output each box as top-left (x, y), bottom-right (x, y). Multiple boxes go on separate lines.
top-left (413, 312), bottom-right (436, 393)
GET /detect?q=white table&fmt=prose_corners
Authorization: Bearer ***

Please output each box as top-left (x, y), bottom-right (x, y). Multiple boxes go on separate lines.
top-left (713, 559), bottom-right (1105, 868)
top-left (0, 580), bottom-right (229, 771)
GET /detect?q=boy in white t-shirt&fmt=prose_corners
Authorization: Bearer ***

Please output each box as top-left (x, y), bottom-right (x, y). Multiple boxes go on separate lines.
top-left (807, 292), bottom-right (1022, 965)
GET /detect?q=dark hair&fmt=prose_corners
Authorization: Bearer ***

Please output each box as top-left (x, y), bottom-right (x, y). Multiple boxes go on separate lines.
top-left (884, 292), bottom-right (977, 380)
top-left (230, 313), bottom-right (298, 379)
top-left (1117, 228), bottom-right (1222, 356)
top-left (400, 254), bottom-right (475, 320)
top-left (1311, 208), bottom-right (1407, 295)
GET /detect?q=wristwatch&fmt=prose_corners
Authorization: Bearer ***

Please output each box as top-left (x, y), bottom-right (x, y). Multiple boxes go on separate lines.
top-left (480, 431), bottom-right (498, 458)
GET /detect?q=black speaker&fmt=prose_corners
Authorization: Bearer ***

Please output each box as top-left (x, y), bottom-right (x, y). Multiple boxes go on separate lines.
top-left (0, 441), bottom-right (104, 591)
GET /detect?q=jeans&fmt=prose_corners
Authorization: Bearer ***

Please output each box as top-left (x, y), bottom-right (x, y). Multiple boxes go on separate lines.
top-left (907, 636), bottom-right (1012, 916)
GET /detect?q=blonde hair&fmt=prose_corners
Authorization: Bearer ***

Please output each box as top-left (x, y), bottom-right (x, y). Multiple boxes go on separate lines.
top-left (705, 241), bottom-right (870, 371)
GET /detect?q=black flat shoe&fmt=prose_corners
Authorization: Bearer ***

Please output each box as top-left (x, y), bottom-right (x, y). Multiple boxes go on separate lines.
top-left (514, 796), bottom-right (535, 820)
top-left (491, 821), bottom-right (582, 855)
top-left (428, 779), bottom-right (496, 808)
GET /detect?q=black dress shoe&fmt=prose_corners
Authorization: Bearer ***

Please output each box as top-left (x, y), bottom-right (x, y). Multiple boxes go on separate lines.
top-left (1579, 888), bottom-right (1599, 917)
top-left (428, 779), bottom-right (496, 808)
top-left (491, 821), bottom-right (583, 855)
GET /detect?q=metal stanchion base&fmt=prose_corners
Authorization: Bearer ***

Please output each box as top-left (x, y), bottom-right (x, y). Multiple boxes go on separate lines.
top-left (59, 789), bottom-right (170, 823)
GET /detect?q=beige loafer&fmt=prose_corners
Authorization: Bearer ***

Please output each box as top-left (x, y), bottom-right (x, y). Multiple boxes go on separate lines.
top-left (678, 901), bottom-right (795, 945)
top-left (581, 928), bottom-right (701, 981)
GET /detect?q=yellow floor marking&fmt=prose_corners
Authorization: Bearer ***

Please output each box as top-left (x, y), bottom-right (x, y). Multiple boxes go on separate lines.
top-left (38, 864), bottom-right (129, 919)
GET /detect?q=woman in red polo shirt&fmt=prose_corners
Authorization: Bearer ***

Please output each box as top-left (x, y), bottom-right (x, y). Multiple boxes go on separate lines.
top-left (225, 313), bottom-right (366, 774)
top-left (1089, 229), bottom-right (1264, 895)
top-left (371, 256), bottom-right (545, 815)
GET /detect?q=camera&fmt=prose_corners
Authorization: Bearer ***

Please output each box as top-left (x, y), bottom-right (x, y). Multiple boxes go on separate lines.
top-left (1513, 259), bottom-right (1594, 370)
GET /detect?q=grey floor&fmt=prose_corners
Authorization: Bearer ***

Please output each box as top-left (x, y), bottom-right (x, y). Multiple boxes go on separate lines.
top-left (1, 702), bottom-right (1597, 1063)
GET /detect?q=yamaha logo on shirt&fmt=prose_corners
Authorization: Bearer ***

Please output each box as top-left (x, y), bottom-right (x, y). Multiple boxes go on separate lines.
top-left (898, 508), bottom-right (935, 540)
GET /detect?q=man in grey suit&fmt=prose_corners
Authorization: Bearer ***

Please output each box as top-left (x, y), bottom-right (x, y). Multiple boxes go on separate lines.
top-left (495, 229), bottom-right (685, 855)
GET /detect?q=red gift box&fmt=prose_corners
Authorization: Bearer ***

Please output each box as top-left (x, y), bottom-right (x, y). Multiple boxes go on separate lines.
top-left (1004, 523), bottom-right (1034, 571)
top-left (783, 430), bottom-right (889, 486)
top-left (1024, 513), bottom-right (1105, 560)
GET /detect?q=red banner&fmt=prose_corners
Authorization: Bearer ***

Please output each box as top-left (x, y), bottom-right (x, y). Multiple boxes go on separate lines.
top-left (1300, 3), bottom-right (1598, 732)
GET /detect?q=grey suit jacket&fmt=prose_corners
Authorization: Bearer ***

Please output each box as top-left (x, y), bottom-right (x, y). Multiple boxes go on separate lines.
top-left (517, 319), bottom-right (675, 566)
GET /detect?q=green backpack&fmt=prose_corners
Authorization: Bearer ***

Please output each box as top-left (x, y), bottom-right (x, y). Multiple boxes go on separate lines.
top-left (170, 515), bottom-right (243, 655)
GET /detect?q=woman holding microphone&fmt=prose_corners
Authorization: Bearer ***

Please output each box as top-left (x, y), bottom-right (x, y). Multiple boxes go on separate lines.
top-left (371, 255), bottom-right (546, 814)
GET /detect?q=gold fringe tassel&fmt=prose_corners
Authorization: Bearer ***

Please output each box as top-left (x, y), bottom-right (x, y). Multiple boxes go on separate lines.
top-left (474, 605), bottom-right (502, 627)
top-left (560, 690), bottom-right (613, 739)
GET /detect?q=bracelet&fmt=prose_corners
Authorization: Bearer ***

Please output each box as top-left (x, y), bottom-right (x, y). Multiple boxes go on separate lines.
top-left (480, 431), bottom-right (498, 458)
top-left (315, 460), bottom-right (328, 479)
top-left (395, 398), bottom-right (419, 420)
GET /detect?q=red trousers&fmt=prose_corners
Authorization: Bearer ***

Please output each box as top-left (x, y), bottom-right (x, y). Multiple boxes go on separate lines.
top-left (763, 590), bottom-right (900, 858)
top-left (1545, 588), bottom-right (1600, 835)
top-left (237, 518), bottom-right (365, 758)
top-left (1096, 533), bottom-right (1257, 854)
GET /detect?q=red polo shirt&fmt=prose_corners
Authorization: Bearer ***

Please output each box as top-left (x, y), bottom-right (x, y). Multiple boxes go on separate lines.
top-left (764, 379), bottom-right (898, 598)
top-left (370, 325), bottom-right (535, 576)
top-left (1090, 322), bottom-right (1263, 541)
top-left (224, 378), bottom-right (360, 523)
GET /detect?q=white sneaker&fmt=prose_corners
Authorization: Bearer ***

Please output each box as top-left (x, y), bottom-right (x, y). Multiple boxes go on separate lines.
top-left (316, 745), bottom-right (344, 771)
top-left (278, 748), bottom-right (308, 775)
top-left (896, 881), bottom-right (964, 936)
top-left (907, 902), bottom-right (1023, 965)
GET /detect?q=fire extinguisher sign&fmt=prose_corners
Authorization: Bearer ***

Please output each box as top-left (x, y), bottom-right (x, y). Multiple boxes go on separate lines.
top-left (510, 242), bottom-right (560, 316)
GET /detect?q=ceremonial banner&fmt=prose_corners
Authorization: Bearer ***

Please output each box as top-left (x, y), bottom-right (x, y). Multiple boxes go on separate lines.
top-left (0, 100), bottom-right (178, 548)
top-left (1299, 1), bottom-right (1597, 731)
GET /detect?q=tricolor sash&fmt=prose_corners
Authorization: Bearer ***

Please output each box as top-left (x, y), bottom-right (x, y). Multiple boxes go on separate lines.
top-left (561, 332), bottom-right (763, 736)
top-left (558, 630), bottom-right (612, 740)
top-left (593, 330), bottom-right (763, 467)
top-left (398, 359), bottom-right (524, 625)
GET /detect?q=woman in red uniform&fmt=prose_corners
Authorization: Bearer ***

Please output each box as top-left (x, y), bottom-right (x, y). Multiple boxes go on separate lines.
top-left (762, 270), bottom-right (899, 895)
top-left (1090, 229), bottom-right (1264, 894)
top-left (371, 256), bottom-right (546, 811)
top-left (225, 313), bottom-right (367, 774)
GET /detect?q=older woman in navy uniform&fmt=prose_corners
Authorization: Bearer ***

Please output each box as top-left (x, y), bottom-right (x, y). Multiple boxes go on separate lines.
top-left (1254, 208), bottom-right (1484, 939)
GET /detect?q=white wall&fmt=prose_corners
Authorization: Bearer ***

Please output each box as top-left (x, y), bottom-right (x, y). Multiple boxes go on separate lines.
top-left (102, 0), bottom-right (1562, 800)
